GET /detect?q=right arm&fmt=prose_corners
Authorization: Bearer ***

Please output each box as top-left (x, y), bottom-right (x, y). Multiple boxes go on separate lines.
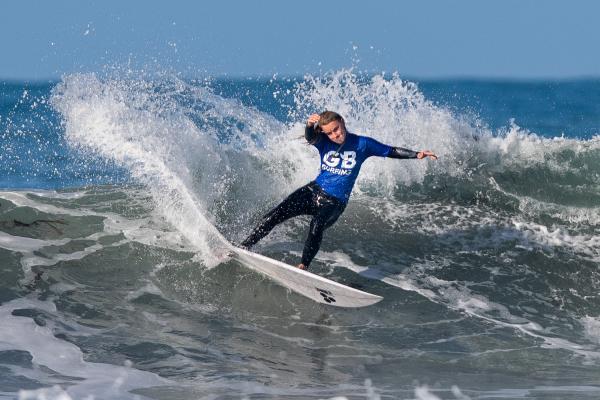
top-left (305, 113), bottom-right (321, 144)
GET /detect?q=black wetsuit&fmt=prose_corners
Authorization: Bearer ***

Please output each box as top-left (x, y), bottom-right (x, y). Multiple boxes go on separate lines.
top-left (241, 181), bottom-right (346, 266)
top-left (241, 124), bottom-right (419, 268)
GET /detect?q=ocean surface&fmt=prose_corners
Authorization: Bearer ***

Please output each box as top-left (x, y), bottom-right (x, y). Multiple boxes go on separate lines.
top-left (1, 70), bottom-right (600, 399)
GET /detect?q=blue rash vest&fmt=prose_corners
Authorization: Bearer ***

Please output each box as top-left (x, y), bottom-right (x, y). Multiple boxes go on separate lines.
top-left (312, 132), bottom-right (393, 203)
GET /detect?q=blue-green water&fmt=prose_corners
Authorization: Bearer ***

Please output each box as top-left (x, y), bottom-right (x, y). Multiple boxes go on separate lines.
top-left (1, 71), bottom-right (600, 399)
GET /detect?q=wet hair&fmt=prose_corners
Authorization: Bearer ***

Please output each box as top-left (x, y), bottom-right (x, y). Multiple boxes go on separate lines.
top-left (316, 111), bottom-right (344, 132)
top-left (303, 111), bottom-right (345, 145)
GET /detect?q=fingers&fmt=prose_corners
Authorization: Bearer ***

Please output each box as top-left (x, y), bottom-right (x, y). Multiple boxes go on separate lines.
top-left (424, 151), bottom-right (438, 160)
top-left (418, 151), bottom-right (438, 160)
top-left (306, 113), bottom-right (320, 126)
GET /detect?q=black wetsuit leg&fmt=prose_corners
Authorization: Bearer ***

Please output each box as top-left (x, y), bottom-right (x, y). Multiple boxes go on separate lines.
top-left (241, 182), bottom-right (346, 268)
top-left (301, 191), bottom-right (345, 267)
top-left (241, 184), bottom-right (313, 248)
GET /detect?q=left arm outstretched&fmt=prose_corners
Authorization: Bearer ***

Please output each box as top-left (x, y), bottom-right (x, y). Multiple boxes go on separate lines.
top-left (388, 147), bottom-right (438, 160)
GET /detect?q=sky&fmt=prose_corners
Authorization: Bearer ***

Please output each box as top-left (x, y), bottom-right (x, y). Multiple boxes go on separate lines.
top-left (1, 0), bottom-right (600, 80)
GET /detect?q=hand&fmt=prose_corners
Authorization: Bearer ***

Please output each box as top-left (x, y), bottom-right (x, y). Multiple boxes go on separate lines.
top-left (306, 114), bottom-right (320, 127)
top-left (417, 150), bottom-right (438, 160)
top-left (297, 263), bottom-right (307, 270)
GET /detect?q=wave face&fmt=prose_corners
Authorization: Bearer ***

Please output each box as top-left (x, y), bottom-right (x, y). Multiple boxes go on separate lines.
top-left (1, 72), bottom-right (600, 399)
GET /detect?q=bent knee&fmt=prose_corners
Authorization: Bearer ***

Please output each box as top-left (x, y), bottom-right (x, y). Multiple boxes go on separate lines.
top-left (309, 221), bottom-right (328, 237)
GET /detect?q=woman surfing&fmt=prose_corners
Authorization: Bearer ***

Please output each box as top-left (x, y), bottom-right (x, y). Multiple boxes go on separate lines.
top-left (240, 111), bottom-right (437, 270)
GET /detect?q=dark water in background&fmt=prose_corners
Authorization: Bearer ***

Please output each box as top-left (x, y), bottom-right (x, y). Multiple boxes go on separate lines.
top-left (1, 71), bottom-right (600, 399)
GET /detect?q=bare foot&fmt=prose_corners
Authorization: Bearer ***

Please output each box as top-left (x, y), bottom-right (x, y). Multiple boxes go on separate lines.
top-left (297, 263), bottom-right (306, 270)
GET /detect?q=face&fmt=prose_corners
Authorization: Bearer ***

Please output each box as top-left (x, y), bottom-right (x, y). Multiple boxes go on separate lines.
top-left (320, 119), bottom-right (346, 144)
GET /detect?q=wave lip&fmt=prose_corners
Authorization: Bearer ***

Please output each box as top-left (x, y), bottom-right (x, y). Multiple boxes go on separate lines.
top-left (50, 74), bottom-right (236, 263)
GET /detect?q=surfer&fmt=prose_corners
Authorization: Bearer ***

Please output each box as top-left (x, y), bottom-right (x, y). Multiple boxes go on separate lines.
top-left (240, 111), bottom-right (437, 270)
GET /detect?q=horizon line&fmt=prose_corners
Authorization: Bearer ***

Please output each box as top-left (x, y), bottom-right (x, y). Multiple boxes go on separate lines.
top-left (2, 72), bottom-right (600, 84)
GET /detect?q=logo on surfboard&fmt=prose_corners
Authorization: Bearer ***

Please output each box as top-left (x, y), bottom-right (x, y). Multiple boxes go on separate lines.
top-left (316, 288), bottom-right (336, 303)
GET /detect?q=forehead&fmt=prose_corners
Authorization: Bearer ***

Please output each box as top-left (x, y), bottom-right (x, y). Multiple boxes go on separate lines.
top-left (320, 119), bottom-right (343, 131)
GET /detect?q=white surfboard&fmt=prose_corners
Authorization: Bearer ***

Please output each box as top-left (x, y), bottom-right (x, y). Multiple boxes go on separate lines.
top-left (228, 246), bottom-right (383, 308)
